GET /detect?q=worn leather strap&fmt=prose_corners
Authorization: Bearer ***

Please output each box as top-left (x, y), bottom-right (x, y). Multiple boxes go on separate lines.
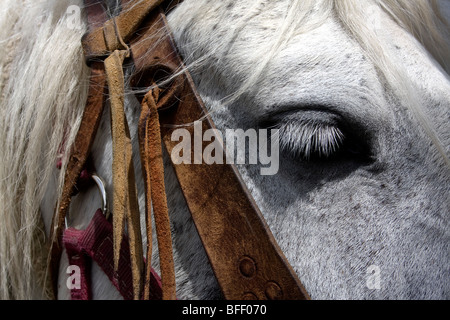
top-left (50, 0), bottom-right (177, 300)
top-left (101, 1), bottom-right (176, 300)
top-left (47, 60), bottom-right (107, 297)
top-left (139, 89), bottom-right (177, 300)
top-left (47, 0), bottom-right (127, 299)
top-left (82, 0), bottom-right (165, 61)
top-left (128, 10), bottom-right (310, 300)
top-left (104, 47), bottom-right (144, 300)
top-left (47, 0), bottom-right (114, 298)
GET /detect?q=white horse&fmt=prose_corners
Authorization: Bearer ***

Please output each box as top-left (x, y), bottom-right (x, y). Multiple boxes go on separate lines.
top-left (0, 0), bottom-right (449, 300)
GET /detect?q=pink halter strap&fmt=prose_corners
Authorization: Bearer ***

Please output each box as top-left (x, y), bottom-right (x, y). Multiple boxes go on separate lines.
top-left (63, 209), bottom-right (163, 300)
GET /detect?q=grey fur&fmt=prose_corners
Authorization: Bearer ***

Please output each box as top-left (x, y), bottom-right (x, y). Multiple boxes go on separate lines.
top-left (165, 0), bottom-right (450, 299)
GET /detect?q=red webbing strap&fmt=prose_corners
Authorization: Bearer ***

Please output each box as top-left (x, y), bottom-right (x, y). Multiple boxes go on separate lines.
top-left (63, 209), bottom-right (163, 300)
top-left (64, 229), bottom-right (93, 300)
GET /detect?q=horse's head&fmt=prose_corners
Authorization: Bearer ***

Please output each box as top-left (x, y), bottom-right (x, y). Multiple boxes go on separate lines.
top-left (0, 0), bottom-right (448, 300)
top-left (167, 0), bottom-right (450, 299)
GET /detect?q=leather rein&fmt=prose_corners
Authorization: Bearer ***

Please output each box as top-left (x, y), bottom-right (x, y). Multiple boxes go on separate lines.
top-left (48, 0), bottom-right (310, 300)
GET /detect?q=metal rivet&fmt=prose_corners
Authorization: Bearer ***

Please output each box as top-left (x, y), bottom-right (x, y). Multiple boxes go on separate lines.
top-left (239, 256), bottom-right (256, 278)
top-left (265, 281), bottom-right (283, 300)
top-left (242, 292), bottom-right (258, 300)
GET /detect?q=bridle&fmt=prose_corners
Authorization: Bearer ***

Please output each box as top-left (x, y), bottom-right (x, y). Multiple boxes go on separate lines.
top-left (48, 0), bottom-right (310, 300)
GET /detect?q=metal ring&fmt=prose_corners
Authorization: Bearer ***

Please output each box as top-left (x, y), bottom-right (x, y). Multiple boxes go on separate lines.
top-left (91, 174), bottom-right (108, 218)
top-left (65, 174), bottom-right (109, 229)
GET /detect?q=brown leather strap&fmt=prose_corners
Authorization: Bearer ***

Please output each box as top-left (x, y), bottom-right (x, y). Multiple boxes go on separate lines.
top-left (47, 0), bottom-right (111, 298)
top-left (100, 2), bottom-right (176, 299)
top-left (82, 0), bottom-right (165, 62)
top-left (139, 89), bottom-right (177, 300)
top-left (47, 60), bottom-right (107, 297)
top-left (128, 9), bottom-right (310, 300)
top-left (104, 48), bottom-right (144, 300)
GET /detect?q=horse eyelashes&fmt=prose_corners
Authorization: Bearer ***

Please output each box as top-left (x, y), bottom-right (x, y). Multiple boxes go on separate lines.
top-left (276, 118), bottom-right (345, 161)
top-left (261, 109), bottom-right (373, 162)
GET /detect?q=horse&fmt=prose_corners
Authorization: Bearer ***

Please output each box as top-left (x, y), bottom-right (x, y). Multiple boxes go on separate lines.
top-left (0, 0), bottom-right (449, 300)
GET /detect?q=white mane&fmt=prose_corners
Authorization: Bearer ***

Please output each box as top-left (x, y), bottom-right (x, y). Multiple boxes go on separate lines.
top-left (0, 0), bottom-right (448, 299)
